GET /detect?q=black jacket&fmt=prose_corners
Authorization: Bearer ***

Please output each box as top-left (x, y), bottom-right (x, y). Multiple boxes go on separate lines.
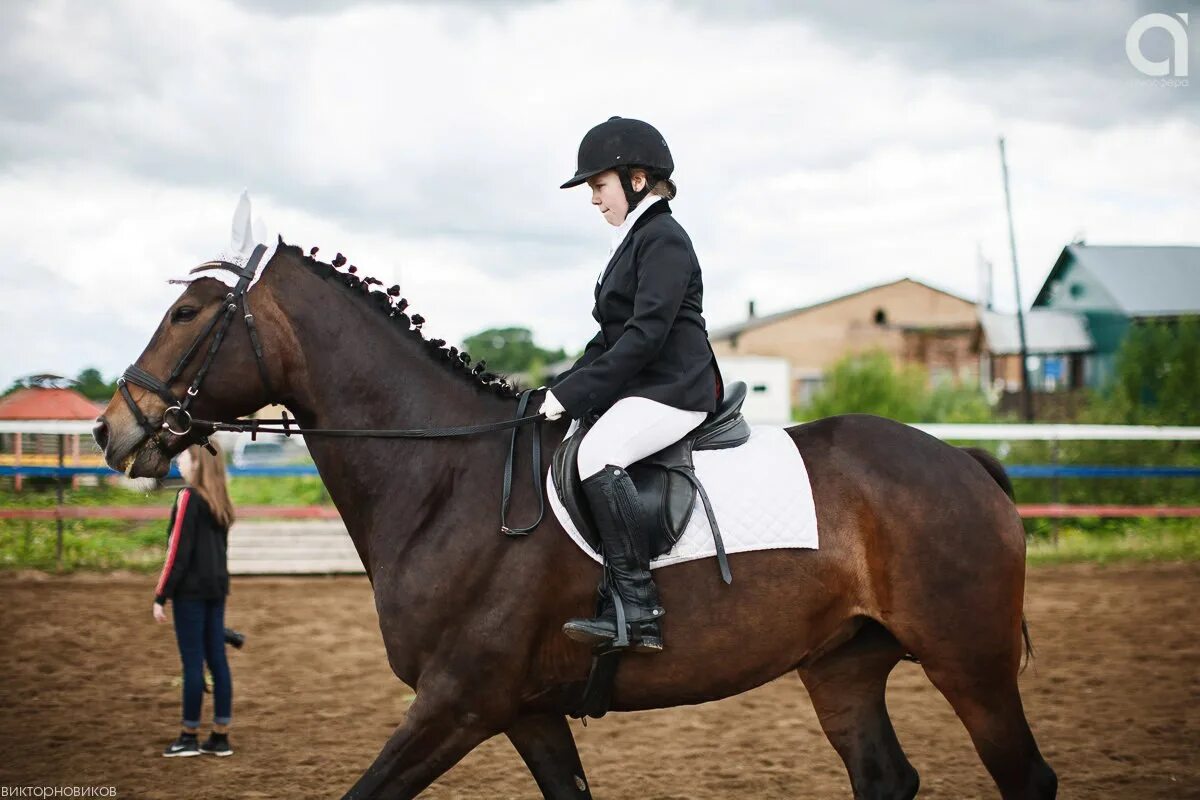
top-left (154, 488), bottom-right (230, 604)
top-left (551, 200), bottom-right (724, 420)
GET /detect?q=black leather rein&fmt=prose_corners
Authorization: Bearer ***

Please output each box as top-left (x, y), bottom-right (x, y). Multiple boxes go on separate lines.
top-left (191, 396), bottom-right (548, 538)
top-left (117, 243), bottom-right (547, 537)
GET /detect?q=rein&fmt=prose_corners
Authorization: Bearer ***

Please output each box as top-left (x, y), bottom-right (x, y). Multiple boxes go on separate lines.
top-left (198, 410), bottom-right (543, 439)
top-left (118, 245), bottom-right (548, 536)
top-left (190, 398), bottom-right (548, 538)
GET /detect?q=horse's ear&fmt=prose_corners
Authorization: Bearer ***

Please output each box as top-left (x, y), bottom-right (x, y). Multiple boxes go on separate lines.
top-left (277, 234), bottom-right (286, 246)
top-left (231, 190), bottom-right (254, 253)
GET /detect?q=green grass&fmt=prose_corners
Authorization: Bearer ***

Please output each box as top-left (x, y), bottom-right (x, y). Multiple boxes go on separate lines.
top-left (0, 519), bottom-right (165, 573)
top-left (0, 481), bottom-right (174, 510)
top-left (2, 517), bottom-right (1195, 574)
top-left (0, 476), bottom-right (332, 510)
top-left (2, 481), bottom-right (1196, 572)
top-left (0, 476), bottom-right (331, 573)
top-left (228, 476), bottom-right (331, 506)
top-left (1026, 519), bottom-right (1199, 565)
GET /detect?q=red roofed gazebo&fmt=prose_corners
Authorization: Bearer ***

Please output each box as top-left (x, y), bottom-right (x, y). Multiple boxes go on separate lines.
top-left (0, 377), bottom-right (105, 491)
top-left (0, 387), bottom-right (104, 420)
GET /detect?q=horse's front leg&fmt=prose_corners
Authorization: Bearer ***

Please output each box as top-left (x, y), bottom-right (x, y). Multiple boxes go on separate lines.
top-left (340, 689), bottom-right (502, 800)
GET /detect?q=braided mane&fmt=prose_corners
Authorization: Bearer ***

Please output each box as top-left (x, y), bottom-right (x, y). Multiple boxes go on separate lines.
top-left (284, 241), bottom-right (524, 399)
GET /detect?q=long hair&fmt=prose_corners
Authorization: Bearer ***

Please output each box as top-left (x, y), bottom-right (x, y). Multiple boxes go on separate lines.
top-left (185, 442), bottom-right (235, 528)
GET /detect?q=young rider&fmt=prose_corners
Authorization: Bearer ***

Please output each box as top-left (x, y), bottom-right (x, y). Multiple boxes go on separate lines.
top-left (541, 116), bottom-right (724, 653)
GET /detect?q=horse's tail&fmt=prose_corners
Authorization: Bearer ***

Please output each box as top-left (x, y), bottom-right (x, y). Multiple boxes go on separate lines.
top-left (961, 446), bottom-right (1014, 500)
top-left (960, 446), bottom-right (1035, 673)
top-left (1019, 616), bottom-right (1035, 674)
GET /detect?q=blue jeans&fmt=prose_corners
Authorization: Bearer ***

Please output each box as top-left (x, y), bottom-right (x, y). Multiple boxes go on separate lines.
top-left (171, 597), bottom-right (232, 728)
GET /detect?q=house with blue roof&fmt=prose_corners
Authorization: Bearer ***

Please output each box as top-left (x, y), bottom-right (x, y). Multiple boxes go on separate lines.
top-left (1031, 244), bottom-right (1200, 387)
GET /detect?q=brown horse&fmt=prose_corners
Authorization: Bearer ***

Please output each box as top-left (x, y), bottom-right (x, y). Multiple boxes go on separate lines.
top-left (94, 242), bottom-right (1056, 799)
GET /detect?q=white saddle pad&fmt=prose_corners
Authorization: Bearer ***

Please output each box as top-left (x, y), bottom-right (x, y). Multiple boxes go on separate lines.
top-left (546, 424), bottom-right (819, 570)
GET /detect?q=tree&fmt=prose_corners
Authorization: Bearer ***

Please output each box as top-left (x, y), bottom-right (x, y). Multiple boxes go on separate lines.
top-left (461, 327), bottom-right (566, 378)
top-left (802, 351), bottom-right (925, 421)
top-left (3, 373), bottom-right (80, 396)
top-left (1094, 317), bottom-right (1200, 425)
top-left (73, 368), bottom-right (118, 401)
top-left (801, 350), bottom-right (993, 423)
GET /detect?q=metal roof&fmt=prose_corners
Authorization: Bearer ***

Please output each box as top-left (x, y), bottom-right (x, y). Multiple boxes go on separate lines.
top-left (708, 277), bottom-right (974, 340)
top-left (1035, 244), bottom-right (1200, 317)
top-left (979, 308), bottom-right (1093, 355)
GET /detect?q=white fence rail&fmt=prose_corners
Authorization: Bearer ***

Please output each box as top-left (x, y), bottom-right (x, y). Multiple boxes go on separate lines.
top-left (910, 423), bottom-right (1200, 441)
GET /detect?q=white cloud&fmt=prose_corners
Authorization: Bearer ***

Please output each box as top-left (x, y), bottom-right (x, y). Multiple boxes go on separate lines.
top-left (0, 0), bottom-right (1196, 390)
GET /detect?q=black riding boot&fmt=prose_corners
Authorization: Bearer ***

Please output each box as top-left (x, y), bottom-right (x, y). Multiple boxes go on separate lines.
top-left (562, 464), bottom-right (665, 653)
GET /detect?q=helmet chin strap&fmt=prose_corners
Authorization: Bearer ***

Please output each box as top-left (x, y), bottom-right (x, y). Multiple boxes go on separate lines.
top-left (617, 165), bottom-right (651, 215)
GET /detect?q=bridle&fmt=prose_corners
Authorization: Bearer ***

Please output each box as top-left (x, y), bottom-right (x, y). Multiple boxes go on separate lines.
top-left (115, 243), bottom-right (547, 536)
top-left (117, 243), bottom-right (273, 454)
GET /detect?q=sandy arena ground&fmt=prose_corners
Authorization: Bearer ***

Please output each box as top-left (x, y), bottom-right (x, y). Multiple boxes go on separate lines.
top-left (0, 563), bottom-right (1196, 799)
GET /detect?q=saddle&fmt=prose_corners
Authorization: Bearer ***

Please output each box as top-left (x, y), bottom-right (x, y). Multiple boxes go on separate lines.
top-left (551, 381), bottom-right (751, 584)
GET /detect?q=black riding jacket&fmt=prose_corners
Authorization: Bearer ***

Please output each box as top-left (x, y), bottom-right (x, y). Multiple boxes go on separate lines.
top-left (154, 488), bottom-right (231, 605)
top-left (551, 200), bottom-right (724, 420)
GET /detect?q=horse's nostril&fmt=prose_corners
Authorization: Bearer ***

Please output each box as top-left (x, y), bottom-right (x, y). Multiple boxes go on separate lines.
top-left (93, 418), bottom-right (109, 451)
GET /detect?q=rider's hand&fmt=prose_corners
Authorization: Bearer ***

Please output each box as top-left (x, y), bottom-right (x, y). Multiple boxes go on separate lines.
top-left (539, 388), bottom-right (565, 421)
top-left (152, 602), bottom-right (167, 623)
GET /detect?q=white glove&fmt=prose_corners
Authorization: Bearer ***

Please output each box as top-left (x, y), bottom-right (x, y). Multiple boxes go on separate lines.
top-left (538, 387), bottom-right (566, 421)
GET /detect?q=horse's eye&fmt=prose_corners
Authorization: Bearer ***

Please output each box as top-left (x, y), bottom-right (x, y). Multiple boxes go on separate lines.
top-left (171, 306), bottom-right (198, 323)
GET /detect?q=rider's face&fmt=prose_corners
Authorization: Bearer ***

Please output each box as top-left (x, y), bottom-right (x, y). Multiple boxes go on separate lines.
top-left (587, 170), bottom-right (646, 227)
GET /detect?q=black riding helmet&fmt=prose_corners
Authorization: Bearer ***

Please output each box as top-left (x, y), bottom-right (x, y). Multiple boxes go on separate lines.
top-left (560, 116), bottom-right (674, 209)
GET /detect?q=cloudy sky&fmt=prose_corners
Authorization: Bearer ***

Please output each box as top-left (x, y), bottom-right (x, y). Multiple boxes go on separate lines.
top-left (1, 0), bottom-right (1197, 389)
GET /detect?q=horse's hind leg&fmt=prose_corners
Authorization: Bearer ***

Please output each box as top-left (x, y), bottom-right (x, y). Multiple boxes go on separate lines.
top-left (505, 713), bottom-right (593, 799)
top-left (920, 659), bottom-right (1056, 799)
top-left (798, 621), bottom-right (919, 800)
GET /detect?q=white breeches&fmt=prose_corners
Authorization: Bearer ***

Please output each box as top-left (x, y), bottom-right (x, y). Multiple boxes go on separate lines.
top-left (572, 396), bottom-right (709, 479)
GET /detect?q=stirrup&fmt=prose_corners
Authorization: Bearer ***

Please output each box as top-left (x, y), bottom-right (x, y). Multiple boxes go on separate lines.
top-left (562, 617), bottom-right (664, 654)
top-left (562, 587), bottom-right (665, 653)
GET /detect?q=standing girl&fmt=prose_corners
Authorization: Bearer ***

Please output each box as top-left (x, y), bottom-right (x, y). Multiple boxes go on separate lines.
top-left (152, 442), bottom-right (236, 757)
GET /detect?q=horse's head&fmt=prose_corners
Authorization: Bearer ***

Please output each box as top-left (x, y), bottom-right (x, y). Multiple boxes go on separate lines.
top-left (94, 263), bottom-right (279, 478)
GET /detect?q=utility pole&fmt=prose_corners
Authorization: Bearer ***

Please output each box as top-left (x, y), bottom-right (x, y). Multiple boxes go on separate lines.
top-left (56, 434), bottom-right (65, 571)
top-left (999, 136), bottom-right (1034, 422)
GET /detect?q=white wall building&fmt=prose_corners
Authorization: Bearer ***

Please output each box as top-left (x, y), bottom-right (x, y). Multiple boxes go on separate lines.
top-left (713, 354), bottom-right (792, 425)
